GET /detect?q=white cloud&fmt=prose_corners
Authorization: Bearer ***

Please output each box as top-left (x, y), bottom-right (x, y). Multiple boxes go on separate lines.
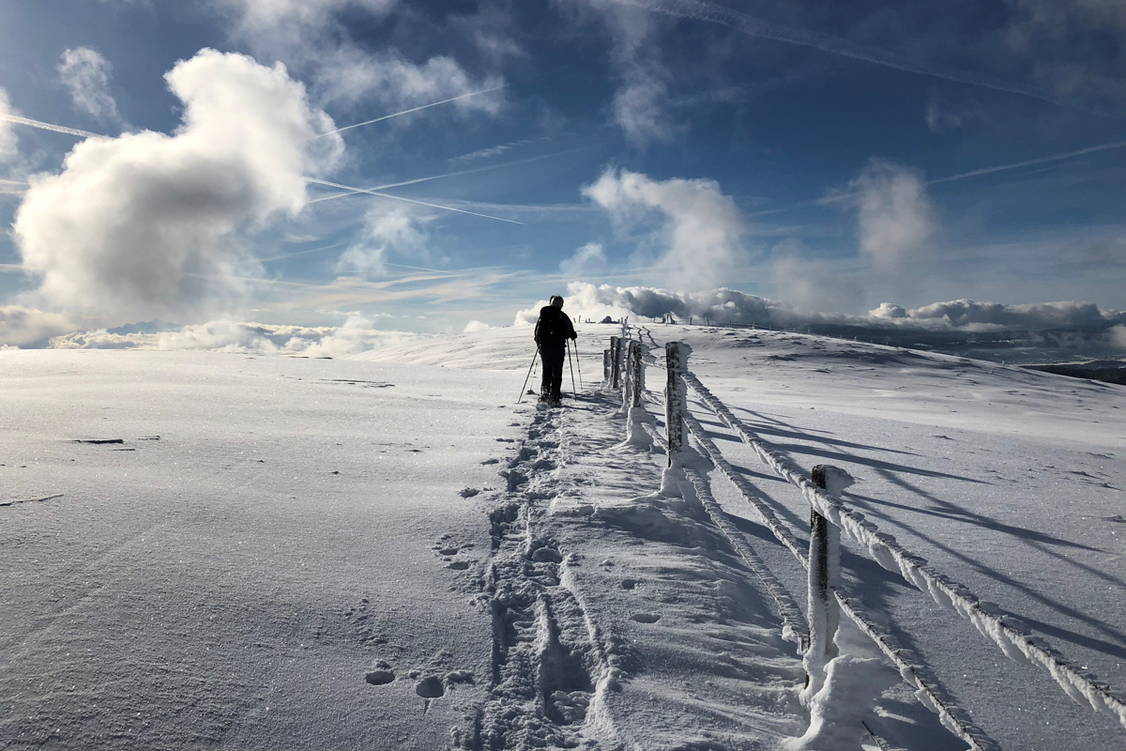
top-left (13, 48), bottom-right (343, 326)
top-left (0, 88), bottom-right (19, 162)
top-left (316, 47), bottom-right (504, 114)
top-left (463, 319), bottom-right (492, 333)
top-left (214, 0), bottom-right (503, 117)
top-left (58, 47), bottom-right (122, 124)
top-left (0, 305), bottom-right (75, 347)
top-left (573, 1), bottom-right (676, 145)
top-left (582, 167), bottom-right (748, 291)
top-left (849, 160), bottom-right (936, 270)
top-left (612, 65), bottom-right (675, 146)
top-left (336, 205), bottom-right (431, 277)
top-left (559, 241), bottom-right (608, 278)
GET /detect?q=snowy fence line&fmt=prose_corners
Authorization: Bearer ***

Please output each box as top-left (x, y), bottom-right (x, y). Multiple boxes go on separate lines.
top-left (603, 334), bottom-right (1125, 746)
top-left (664, 346), bottom-right (1126, 733)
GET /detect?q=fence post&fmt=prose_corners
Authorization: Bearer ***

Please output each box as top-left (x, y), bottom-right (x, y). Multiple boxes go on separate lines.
top-left (603, 349), bottom-right (611, 384)
top-left (803, 464), bottom-right (842, 702)
top-left (630, 340), bottom-right (643, 408)
top-left (610, 336), bottom-right (621, 390)
top-left (659, 341), bottom-right (691, 495)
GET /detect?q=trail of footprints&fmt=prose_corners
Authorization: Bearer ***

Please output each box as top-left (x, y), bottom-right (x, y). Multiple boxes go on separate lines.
top-left (466, 406), bottom-right (619, 751)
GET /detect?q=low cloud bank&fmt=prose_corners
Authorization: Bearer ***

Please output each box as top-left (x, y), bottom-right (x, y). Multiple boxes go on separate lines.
top-left (47, 317), bottom-right (414, 357)
top-left (516, 283), bottom-right (1126, 358)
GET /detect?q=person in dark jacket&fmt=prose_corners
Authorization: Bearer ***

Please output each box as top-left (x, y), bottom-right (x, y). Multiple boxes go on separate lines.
top-left (534, 295), bottom-right (577, 405)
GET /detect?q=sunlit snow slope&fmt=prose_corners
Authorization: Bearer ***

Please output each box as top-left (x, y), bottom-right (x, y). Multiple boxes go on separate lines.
top-left (2, 323), bottom-right (1124, 751)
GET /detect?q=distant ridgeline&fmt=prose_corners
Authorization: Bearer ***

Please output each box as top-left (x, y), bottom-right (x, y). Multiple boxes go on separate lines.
top-left (1022, 361), bottom-right (1126, 386)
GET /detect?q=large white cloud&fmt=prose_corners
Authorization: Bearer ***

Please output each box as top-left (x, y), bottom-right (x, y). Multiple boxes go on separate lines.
top-left (58, 47), bottom-right (122, 124)
top-left (583, 168), bottom-right (748, 291)
top-left (13, 48), bottom-right (343, 326)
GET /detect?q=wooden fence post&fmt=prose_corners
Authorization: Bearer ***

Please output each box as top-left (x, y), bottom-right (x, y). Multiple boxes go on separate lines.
top-left (659, 341), bottom-right (691, 495)
top-left (803, 464), bottom-right (842, 702)
top-left (603, 349), bottom-right (611, 384)
top-left (630, 340), bottom-right (643, 408)
top-left (610, 336), bottom-right (621, 390)
top-left (664, 341), bottom-right (688, 457)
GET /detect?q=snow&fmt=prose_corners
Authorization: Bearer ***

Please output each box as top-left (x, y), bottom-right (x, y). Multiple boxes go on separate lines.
top-left (2, 322), bottom-right (1124, 750)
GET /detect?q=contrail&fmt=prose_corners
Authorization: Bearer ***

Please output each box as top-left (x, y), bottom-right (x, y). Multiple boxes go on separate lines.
top-left (308, 146), bottom-right (590, 205)
top-left (312, 84), bottom-right (506, 139)
top-left (609, 0), bottom-right (1076, 110)
top-left (747, 138), bottom-right (1126, 218)
top-left (306, 177), bottom-right (522, 225)
top-left (0, 113), bottom-right (101, 139)
top-left (929, 139), bottom-right (1126, 185)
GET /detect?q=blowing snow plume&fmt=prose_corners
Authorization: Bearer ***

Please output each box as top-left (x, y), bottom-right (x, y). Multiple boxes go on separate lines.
top-left (13, 49), bottom-right (342, 326)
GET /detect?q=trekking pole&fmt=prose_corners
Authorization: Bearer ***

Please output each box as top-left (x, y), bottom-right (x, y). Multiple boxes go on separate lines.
top-left (566, 341), bottom-right (578, 398)
top-left (516, 348), bottom-right (540, 404)
top-left (572, 339), bottom-right (583, 390)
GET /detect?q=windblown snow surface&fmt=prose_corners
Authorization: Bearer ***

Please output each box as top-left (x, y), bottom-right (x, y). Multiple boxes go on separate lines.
top-left (1, 323), bottom-right (1123, 750)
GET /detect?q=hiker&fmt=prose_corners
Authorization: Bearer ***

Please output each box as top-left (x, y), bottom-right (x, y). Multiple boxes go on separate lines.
top-left (534, 295), bottom-right (577, 405)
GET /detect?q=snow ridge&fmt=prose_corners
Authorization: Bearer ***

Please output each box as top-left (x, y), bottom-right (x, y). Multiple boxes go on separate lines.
top-left (681, 369), bottom-right (1126, 730)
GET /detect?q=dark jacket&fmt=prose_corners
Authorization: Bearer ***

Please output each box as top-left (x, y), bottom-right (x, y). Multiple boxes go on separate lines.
top-left (534, 306), bottom-right (577, 348)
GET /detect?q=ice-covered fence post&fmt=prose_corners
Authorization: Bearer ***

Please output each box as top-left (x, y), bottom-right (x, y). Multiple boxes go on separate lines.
top-left (609, 336), bottom-right (622, 390)
top-left (629, 340), bottom-right (643, 408)
top-left (623, 340), bottom-right (652, 447)
top-left (602, 349), bottom-right (611, 384)
top-left (802, 464), bottom-right (843, 703)
top-left (659, 341), bottom-right (691, 495)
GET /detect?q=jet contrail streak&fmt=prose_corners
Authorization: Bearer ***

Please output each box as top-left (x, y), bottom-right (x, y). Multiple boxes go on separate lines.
top-left (610, 0), bottom-right (1076, 110)
top-left (308, 146), bottom-right (589, 205)
top-left (929, 140), bottom-right (1126, 185)
top-left (0, 113), bottom-right (101, 139)
top-left (312, 85), bottom-right (507, 139)
top-left (306, 177), bottom-right (523, 225)
top-left (746, 138), bottom-right (1126, 218)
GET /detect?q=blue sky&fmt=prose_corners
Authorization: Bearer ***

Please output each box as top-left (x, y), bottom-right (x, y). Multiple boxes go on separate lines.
top-left (1, 0), bottom-right (1125, 339)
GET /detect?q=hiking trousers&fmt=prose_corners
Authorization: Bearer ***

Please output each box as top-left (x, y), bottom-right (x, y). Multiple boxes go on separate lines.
top-left (540, 344), bottom-right (566, 399)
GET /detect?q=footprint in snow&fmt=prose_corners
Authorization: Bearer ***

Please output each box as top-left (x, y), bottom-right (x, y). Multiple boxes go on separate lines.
top-left (415, 676), bottom-right (445, 698)
top-left (365, 669), bottom-right (395, 686)
top-left (631, 612), bottom-right (661, 624)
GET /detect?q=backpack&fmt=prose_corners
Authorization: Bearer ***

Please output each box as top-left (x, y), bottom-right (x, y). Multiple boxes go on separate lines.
top-left (535, 306), bottom-right (564, 345)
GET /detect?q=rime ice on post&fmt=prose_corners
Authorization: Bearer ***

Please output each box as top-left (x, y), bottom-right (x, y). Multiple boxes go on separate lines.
top-left (602, 348), bottom-right (611, 385)
top-left (609, 336), bottom-right (621, 390)
top-left (802, 464), bottom-right (853, 704)
top-left (624, 339), bottom-right (651, 448)
top-left (660, 341), bottom-right (691, 495)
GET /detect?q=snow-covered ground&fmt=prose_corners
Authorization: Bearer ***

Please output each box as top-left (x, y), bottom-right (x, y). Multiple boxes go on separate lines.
top-left (2, 324), bottom-right (1123, 750)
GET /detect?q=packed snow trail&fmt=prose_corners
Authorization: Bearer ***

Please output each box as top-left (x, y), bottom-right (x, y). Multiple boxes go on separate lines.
top-left (465, 391), bottom-right (809, 750)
